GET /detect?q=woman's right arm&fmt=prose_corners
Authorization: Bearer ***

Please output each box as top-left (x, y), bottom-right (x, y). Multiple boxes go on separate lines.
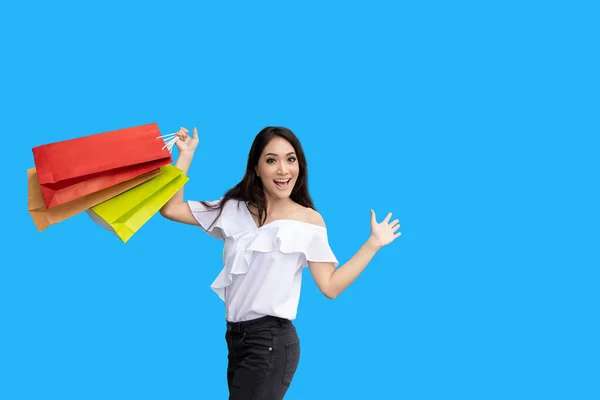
top-left (160, 127), bottom-right (200, 225)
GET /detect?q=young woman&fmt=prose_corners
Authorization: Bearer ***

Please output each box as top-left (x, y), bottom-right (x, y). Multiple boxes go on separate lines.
top-left (160, 126), bottom-right (401, 399)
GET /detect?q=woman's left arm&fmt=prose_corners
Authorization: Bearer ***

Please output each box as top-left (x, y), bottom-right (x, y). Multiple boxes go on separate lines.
top-left (308, 209), bottom-right (401, 299)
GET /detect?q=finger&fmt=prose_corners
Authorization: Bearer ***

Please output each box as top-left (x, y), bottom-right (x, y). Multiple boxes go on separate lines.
top-left (192, 127), bottom-right (199, 141)
top-left (181, 127), bottom-right (189, 134)
top-left (392, 224), bottom-right (400, 233)
top-left (390, 219), bottom-right (400, 227)
top-left (370, 209), bottom-right (377, 224)
top-left (383, 212), bottom-right (392, 224)
top-left (394, 232), bottom-right (402, 238)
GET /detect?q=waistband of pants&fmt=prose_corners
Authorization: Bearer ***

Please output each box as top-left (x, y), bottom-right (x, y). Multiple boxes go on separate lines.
top-left (226, 315), bottom-right (292, 333)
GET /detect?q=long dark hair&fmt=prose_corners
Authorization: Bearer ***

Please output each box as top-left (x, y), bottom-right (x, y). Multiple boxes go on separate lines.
top-left (201, 126), bottom-right (315, 229)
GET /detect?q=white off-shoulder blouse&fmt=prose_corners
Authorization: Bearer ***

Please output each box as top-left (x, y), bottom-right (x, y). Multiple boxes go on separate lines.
top-left (187, 198), bottom-right (339, 322)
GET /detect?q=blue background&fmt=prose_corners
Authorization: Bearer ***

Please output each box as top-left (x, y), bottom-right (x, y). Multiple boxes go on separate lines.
top-left (2, 1), bottom-right (598, 399)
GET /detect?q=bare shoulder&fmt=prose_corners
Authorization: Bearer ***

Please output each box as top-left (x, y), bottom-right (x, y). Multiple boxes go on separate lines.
top-left (303, 207), bottom-right (326, 227)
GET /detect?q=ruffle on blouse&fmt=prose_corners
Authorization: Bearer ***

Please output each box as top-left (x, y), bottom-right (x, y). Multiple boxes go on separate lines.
top-left (210, 221), bottom-right (339, 301)
top-left (187, 199), bottom-right (226, 241)
top-left (245, 222), bottom-right (339, 265)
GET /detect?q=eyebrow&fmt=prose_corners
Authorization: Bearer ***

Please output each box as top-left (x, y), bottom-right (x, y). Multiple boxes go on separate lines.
top-left (265, 152), bottom-right (296, 157)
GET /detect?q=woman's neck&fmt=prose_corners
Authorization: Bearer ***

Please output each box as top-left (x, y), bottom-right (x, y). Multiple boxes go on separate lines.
top-left (263, 194), bottom-right (294, 214)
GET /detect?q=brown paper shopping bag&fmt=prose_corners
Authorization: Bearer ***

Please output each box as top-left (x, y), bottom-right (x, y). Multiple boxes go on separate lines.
top-left (27, 167), bottom-right (160, 232)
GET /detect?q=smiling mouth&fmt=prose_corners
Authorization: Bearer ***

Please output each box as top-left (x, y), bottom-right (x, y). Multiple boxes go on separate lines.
top-left (273, 178), bottom-right (292, 189)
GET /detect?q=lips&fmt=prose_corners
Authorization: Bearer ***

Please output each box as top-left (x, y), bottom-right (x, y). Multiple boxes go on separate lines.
top-left (273, 178), bottom-right (291, 189)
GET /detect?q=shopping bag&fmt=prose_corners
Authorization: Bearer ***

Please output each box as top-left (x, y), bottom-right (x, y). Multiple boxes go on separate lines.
top-left (32, 122), bottom-right (173, 209)
top-left (86, 164), bottom-right (189, 243)
top-left (27, 167), bottom-right (160, 232)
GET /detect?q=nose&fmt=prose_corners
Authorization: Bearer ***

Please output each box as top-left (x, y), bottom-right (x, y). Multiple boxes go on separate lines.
top-left (277, 163), bottom-right (288, 175)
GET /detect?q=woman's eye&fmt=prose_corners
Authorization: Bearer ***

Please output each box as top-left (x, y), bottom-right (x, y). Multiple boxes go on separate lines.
top-left (288, 157), bottom-right (297, 162)
top-left (267, 159), bottom-right (276, 164)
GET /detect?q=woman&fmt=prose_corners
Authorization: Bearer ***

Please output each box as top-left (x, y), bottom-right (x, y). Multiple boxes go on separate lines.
top-left (160, 126), bottom-right (401, 399)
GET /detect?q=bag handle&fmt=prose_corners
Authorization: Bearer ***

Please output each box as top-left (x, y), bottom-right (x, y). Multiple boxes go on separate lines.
top-left (156, 132), bottom-right (179, 153)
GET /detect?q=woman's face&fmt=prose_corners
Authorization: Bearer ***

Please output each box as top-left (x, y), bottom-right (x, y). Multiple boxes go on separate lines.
top-left (256, 137), bottom-right (300, 201)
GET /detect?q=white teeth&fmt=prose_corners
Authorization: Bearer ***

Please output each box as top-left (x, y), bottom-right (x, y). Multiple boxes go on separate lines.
top-left (274, 178), bottom-right (291, 189)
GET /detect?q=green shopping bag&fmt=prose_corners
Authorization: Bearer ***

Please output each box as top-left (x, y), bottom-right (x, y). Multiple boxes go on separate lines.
top-left (86, 164), bottom-right (188, 243)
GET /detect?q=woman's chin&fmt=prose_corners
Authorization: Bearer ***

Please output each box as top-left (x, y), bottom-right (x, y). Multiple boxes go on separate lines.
top-left (266, 189), bottom-right (291, 199)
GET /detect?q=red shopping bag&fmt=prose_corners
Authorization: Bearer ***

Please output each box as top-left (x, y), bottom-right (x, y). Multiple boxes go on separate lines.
top-left (32, 122), bottom-right (173, 209)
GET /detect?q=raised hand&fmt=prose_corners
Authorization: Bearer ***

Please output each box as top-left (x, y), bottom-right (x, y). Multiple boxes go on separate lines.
top-left (369, 209), bottom-right (401, 249)
top-left (175, 127), bottom-right (200, 153)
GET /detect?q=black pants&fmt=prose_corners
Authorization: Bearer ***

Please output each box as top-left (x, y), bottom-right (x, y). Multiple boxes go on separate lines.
top-left (225, 315), bottom-right (300, 400)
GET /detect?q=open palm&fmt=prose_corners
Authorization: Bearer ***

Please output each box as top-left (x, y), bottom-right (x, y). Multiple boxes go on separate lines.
top-left (370, 209), bottom-right (401, 248)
